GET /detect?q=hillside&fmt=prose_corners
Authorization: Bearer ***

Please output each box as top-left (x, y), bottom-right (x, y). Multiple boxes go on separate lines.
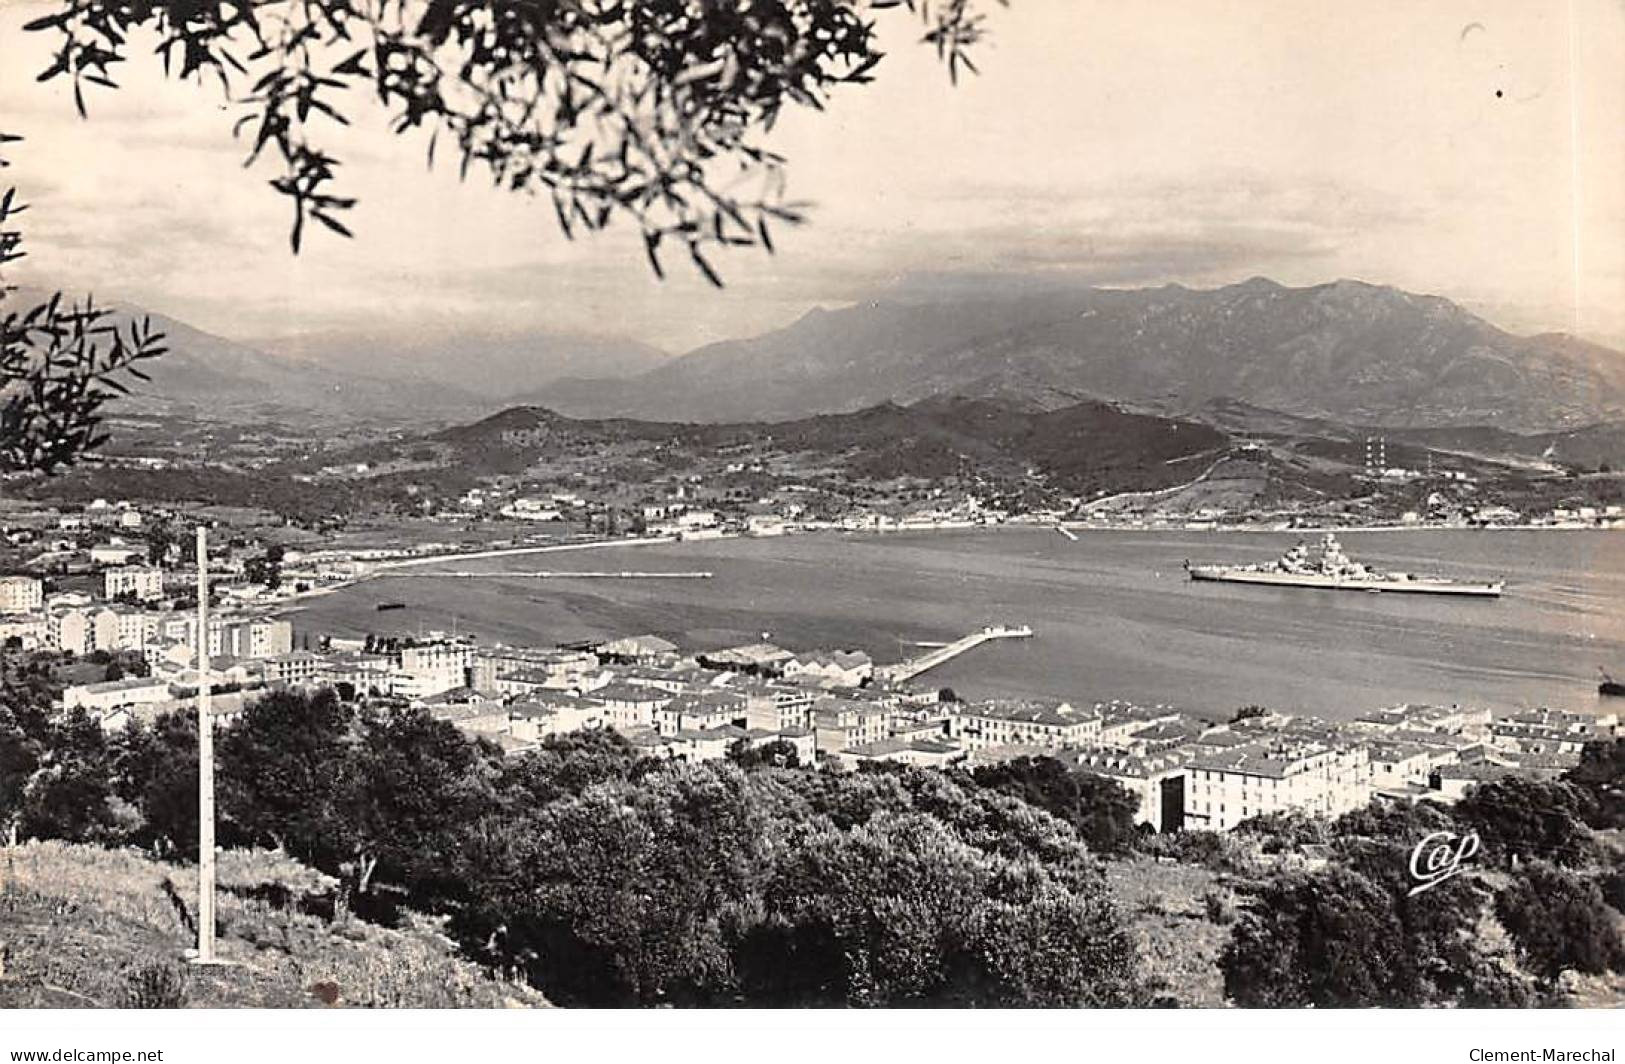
top-left (4, 289), bottom-right (658, 426)
top-left (0, 842), bottom-right (548, 1008)
top-left (534, 278), bottom-right (1625, 433)
top-left (25, 290), bottom-right (493, 426)
top-left (432, 396), bottom-right (1231, 498)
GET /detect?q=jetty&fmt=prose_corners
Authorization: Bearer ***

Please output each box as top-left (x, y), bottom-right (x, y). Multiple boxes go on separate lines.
top-left (880, 624), bottom-right (1034, 683)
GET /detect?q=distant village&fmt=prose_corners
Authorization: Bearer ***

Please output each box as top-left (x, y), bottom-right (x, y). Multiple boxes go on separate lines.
top-left (1, 496), bottom-right (1616, 838)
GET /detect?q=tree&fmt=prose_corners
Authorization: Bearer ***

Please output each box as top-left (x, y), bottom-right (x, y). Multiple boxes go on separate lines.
top-left (466, 762), bottom-right (765, 1006)
top-left (742, 809), bottom-right (1143, 1006)
top-left (1222, 866), bottom-right (1412, 1007)
top-left (1230, 704), bottom-right (1269, 723)
top-left (1453, 777), bottom-right (1601, 868)
top-left (1564, 738), bottom-right (1625, 830)
top-left (110, 711), bottom-right (199, 858)
top-left (217, 686), bottom-right (355, 868)
top-left (144, 521), bottom-right (176, 566)
top-left (17, 708), bottom-right (120, 843)
top-left (1496, 862), bottom-right (1625, 982)
top-left (970, 755), bottom-right (1141, 855)
top-left (342, 706), bottom-right (496, 897)
top-left (244, 545), bottom-right (284, 590)
top-left (727, 737), bottom-right (800, 770)
top-left (1, 159), bottom-right (166, 475)
top-left (5, 1), bottom-right (1002, 474)
top-left (0, 698), bottom-right (48, 845)
top-left (22, 1), bottom-right (996, 266)
top-left (1334, 837), bottom-right (1534, 1007)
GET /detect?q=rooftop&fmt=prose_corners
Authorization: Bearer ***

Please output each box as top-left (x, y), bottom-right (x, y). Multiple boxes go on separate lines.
top-left (959, 699), bottom-right (1097, 728)
top-left (1186, 741), bottom-right (1354, 779)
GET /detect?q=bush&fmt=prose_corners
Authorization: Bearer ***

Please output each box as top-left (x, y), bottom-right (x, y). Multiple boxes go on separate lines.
top-left (1202, 889), bottom-right (1235, 925)
top-left (1564, 739), bottom-right (1625, 830)
top-left (1454, 778), bottom-right (1600, 868)
top-left (969, 756), bottom-right (1141, 855)
top-left (121, 962), bottom-right (187, 1009)
top-left (1222, 866), bottom-right (1412, 1007)
top-left (1599, 870), bottom-right (1625, 914)
top-left (1496, 862), bottom-right (1625, 981)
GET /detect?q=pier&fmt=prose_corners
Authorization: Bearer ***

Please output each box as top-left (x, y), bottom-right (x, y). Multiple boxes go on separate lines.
top-left (880, 624), bottom-right (1034, 683)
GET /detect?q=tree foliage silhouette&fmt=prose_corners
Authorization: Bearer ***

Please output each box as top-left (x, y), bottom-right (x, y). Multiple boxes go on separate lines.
top-left (3, 0), bottom-right (1003, 474)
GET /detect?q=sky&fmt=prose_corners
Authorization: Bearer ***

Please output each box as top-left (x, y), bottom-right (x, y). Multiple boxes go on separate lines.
top-left (0, 0), bottom-right (1621, 357)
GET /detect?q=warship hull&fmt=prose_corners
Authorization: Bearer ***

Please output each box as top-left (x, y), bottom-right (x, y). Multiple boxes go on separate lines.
top-left (1187, 566), bottom-right (1503, 597)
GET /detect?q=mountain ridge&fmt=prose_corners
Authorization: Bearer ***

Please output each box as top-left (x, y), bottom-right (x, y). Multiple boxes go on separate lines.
top-left (528, 278), bottom-right (1625, 433)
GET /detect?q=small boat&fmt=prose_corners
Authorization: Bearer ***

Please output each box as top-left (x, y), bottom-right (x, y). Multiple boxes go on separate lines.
top-left (1601, 669), bottom-right (1625, 697)
top-left (375, 601), bottom-right (407, 612)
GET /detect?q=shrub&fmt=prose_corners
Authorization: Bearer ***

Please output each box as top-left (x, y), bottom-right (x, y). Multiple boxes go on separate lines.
top-left (969, 756), bottom-right (1141, 855)
top-left (1222, 866), bottom-right (1412, 1007)
top-left (1496, 862), bottom-right (1625, 981)
top-left (1454, 778), bottom-right (1601, 868)
top-left (121, 962), bottom-right (187, 1009)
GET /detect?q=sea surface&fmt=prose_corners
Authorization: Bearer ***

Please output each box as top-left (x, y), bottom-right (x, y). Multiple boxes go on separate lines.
top-left (291, 528), bottom-right (1625, 720)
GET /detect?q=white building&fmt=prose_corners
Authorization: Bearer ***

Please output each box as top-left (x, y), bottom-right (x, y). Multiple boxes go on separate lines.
top-left (91, 607), bottom-right (149, 652)
top-left (390, 641), bottom-right (474, 700)
top-left (48, 608), bottom-right (92, 656)
top-left (0, 615), bottom-right (46, 649)
top-left (782, 650), bottom-right (874, 688)
top-left (1184, 741), bottom-right (1371, 832)
top-left (0, 574), bottom-right (43, 614)
top-left (264, 650), bottom-right (324, 686)
top-left (62, 676), bottom-right (173, 714)
top-left (947, 700), bottom-right (1103, 752)
top-left (1074, 749), bottom-right (1189, 832)
top-left (104, 566), bottom-right (164, 602)
top-left (89, 543), bottom-right (144, 566)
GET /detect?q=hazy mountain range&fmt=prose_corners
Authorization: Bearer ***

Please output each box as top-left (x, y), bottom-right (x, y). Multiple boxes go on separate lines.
top-left (257, 325), bottom-right (668, 402)
top-left (35, 276), bottom-right (1625, 435)
top-left (533, 278), bottom-right (1625, 433)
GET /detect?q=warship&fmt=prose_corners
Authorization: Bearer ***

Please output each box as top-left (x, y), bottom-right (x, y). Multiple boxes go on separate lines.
top-left (1184, 533), bottom-right (1504, 598)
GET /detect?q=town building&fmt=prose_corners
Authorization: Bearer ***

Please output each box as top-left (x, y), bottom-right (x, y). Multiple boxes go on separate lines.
top-left (831, 737), bottom-right (967, 771)
top-left (90, 606), bottom-right (148, 652)
top-left (1075, 749), bottom-right (1189, 832)
top-left (598, 634), bottom-right (680, 662)
top-left (104, 566), bottom-right (164, 602)
top-left (1183, 741), bottom-right (1371, 832)
top-left (782, 649), bottom-right (874, 688)
top-left (390, 641), bottom-right (475, 700)
top-left (89, 542), bottom-right (144, 566)
top-left (473, 646), bottom-right (595, 692)
top-left (48, 608), bottom-right (92, 656)
top-left (62, 676), bottom-right (174, 714)
top-left (654, 690), bottom-right (747, 735)
top-left (740, 681), bottom-right (819, 732)
top-left (947, 699), bottom-right (1102, 752)
top-left (0, 574), bottom-right (43, 613)
top-left (811, 697), bottom-right (891, 754)
top-left (0, 615), bottom-right (46, 649)
top-left (264, 650), bottom-right (324, 686)
top-left (593, 682), bottom-right (674, 731)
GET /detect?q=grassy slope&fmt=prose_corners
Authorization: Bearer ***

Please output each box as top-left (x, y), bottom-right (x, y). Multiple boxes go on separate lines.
top-left (0, 842), bottom-right (548, 1009)
top-left (1105, 857), bottom-right (1232, 1008)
